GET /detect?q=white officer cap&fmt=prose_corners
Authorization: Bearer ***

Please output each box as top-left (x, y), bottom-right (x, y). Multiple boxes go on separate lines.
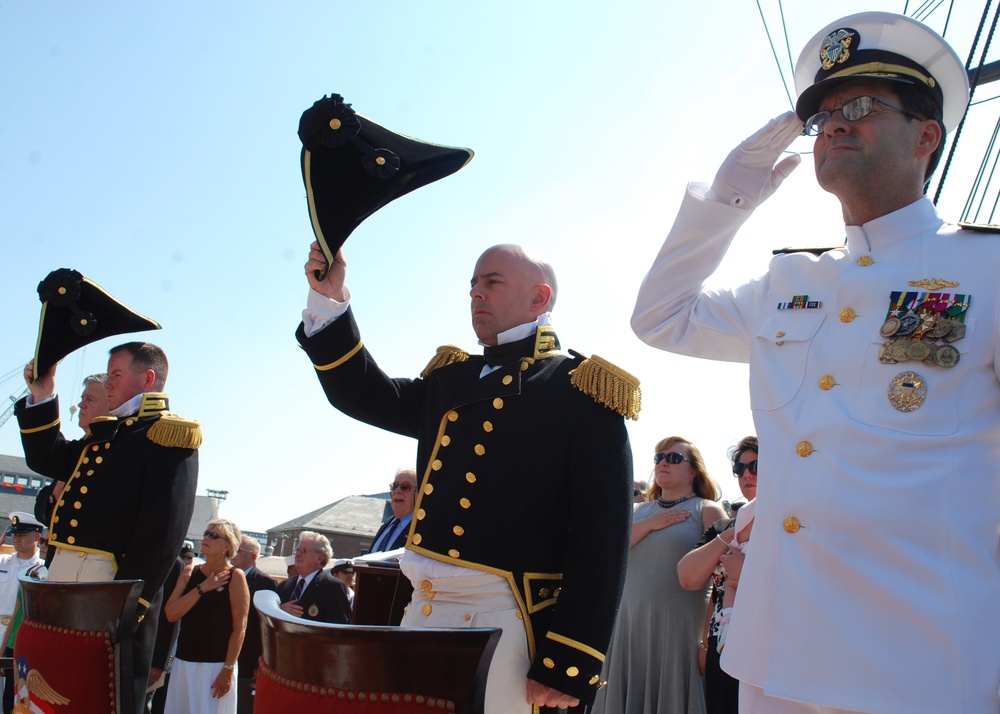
top-left (794, 11), bottom-right (969, 131)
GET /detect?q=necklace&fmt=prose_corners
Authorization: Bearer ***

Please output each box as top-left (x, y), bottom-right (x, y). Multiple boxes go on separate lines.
top-left (657, 492), bottom-right (696, 509)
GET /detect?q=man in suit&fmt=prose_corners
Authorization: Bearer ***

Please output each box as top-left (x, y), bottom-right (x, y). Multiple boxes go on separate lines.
top-left (18, 342), bottom-right (199, 713)
top-left (369, 468), bottom-right (417, 553)
top-left (276, 532), bottom-right (350, 624)
top-left (231, 535), bottom-right (278, 713)
top-left (298, 243), bottom-right (637, 713)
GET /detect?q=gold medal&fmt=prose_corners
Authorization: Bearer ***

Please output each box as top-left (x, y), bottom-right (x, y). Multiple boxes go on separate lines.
top-left (878, 343), bottom-right (898, 364)
top-left (905, 340), bottom-right (931, 361)
top-left (887, 371), bottom-right (927, 412)
top-left (879, 317), bottom-right (902, 338)
top-left (888, 339), bottom-right (911, 362)
top-left (933, 344), bottom-right (960, 368)
top-left (944, 322), bottom-right (966, 342)
top-left (927, 317), bottom-right (953, 339)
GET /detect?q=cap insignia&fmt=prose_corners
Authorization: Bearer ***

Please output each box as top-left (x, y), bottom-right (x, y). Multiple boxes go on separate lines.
top-left (820, 28), bottom-right (855, 70)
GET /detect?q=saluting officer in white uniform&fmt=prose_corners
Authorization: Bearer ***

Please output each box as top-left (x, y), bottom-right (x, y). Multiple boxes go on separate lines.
top-left (632, 12), bottom-right (999, 714)
top-left (0, 512), bottom-right (45, 647)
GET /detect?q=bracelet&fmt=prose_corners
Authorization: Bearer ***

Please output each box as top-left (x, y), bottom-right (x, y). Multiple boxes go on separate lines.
top-left (195, 585), bottom-right (204, 596)
top-left (698, 640), bottom-right (708, 651)
top-left (222, 664), bottom-right (235, 671)
top-left (715, 534), bottom-right (729, 548)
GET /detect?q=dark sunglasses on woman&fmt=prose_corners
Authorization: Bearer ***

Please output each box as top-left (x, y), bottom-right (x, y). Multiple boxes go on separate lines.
top-left (653, 451), bottom-right (690, 465)
top-left (733, 460), bottom-right (758, 477)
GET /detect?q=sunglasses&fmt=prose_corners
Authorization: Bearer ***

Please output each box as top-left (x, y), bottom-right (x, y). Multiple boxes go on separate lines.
top-left (733, 460), bottom-right (758, 477)
top-left (653, 451), bottom-right (690, 465)
top-left (203, 530), bottom-right (223, 540)
top-left (389, 482), bottom-right (414, 492)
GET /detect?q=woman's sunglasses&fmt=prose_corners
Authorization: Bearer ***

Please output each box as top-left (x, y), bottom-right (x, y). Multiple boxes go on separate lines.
top-left (653, 451), bottom-right (690, 465)
top-left (203, 530), bottom-right (223, 540)
top-left (733, 460), bottom-right (758, 477)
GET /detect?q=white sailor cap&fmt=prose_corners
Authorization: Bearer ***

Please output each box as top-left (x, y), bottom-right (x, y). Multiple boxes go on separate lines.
top-left (8, 512), bottom-right (45, 534)
top-left (794, 11), bottom-right (969, 132)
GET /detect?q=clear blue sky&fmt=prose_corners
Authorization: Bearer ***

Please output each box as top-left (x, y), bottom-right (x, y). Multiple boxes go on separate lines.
top-left (1, 1), bottom-right (995, 533)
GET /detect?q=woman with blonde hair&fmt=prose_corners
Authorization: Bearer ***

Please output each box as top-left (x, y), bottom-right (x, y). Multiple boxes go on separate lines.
top-left (593, 436), bottom-right (726, 714)
top-left (164, 519), bottom-right (250, 714)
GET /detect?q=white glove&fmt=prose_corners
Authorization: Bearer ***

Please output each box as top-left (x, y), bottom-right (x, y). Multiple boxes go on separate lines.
top-left (709, 112), bottom-right (803, 209)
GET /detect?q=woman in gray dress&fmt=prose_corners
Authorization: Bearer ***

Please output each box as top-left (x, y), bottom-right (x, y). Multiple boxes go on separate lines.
top-left (593, 436), bottom-right (727, 714)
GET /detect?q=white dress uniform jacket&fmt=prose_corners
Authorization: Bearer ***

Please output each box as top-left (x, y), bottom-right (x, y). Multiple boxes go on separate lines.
top-left (632, 186), bottom-right (1000, 714)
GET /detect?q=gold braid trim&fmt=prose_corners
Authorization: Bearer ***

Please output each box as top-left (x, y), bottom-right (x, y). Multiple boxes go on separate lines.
top-left (420, 345), bottom-right (470, 378)
top-left (569, 355), bottom-right (641, 420)
top-left (147, 414), bottom-right (203, 449)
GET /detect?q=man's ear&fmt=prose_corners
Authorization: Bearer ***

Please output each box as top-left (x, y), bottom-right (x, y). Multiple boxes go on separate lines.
top-left (915, 119), bottom-right (943, 162)
top-left (532, 284), bottom-right (553, 313)
top-left (142, 368), bottom-right (157, 391)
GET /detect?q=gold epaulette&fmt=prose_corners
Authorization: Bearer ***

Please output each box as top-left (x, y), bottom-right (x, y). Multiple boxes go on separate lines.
top-left (421, 345), bottom-right (470, 378)
top-left (148, 413), bottom-right (203, 449)
top-left (569, 354), bottom-right (641, 420)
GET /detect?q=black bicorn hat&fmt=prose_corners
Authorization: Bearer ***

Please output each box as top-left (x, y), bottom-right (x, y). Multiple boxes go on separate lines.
top-left (298, 94), bottom-right (474, 279)
top-left (32, 269), bottom-right (161, 380)
top-left (794, 12), bottom-right (969, 132)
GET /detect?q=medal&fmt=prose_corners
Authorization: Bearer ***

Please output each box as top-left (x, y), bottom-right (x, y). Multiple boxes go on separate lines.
top-left (308, 604), bottom-right (319, 618)
top-left (933, 344), bottom-right (960, 368)
top-left (879, 317), bottom-right (901, 338)
top-left (888, 339), bottom-right (911, 362)
top-left (905, 341), bottom-right (931, 361)
top-left (897, 313), bottom-right (920, 335)
top-left (887, 371), bottom-right (927, 412)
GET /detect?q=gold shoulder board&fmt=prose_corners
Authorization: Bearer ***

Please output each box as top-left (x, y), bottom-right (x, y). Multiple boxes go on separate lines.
top-left (421, 345), bottom-right (470, 378)
top-left (569, 354), bottom-right (641, 420)
top-left (147, 413), bottom-right (203, 449)
top-left (958, 221), bottom-right (1000, 234)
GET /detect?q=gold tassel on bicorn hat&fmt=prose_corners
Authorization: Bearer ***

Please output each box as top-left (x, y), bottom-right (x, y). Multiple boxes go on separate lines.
top-left (148, 414), bottom-right (203, 449)
top-left (569, 353), bottom-right (641, 421)
top-left (421, 345), bottom-right (470, 378)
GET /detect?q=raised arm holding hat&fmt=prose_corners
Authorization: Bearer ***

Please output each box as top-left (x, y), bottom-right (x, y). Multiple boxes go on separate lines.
top-left (632, 12), bottom-right (1000, 714)
top-left (15, 279), bottom-right (199, 714)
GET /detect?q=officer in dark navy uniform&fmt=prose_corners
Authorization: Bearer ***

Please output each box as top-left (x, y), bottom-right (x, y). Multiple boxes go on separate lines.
top-left (297, 242), bottom-right (638, 713)
top-left (16, 341), bottom-right (199, 714)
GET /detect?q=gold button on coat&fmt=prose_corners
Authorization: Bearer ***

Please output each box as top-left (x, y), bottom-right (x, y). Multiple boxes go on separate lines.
top-left (543, 658), bottom-right (554, 669)
top-left (95, 457), bottom-right (103, 463)
top-left (856, 255), bottom-right (873, 266)
top-left (566, 667), bottom-right (579, 677)
top-left (73, 501), bottom-right (82, 509)
top-left (502, 375), bottom-right (513, 385)
top-left (840, 308), bottom-right (856, 323)
top-left (431, 459), bottom-right (442, 471)
top-left (79, 486), bottom-right (88, 494)
top-left (818, 375), bottom-right (836, 390)
top-left (589, 675), bottom-right (600, 685)
top-left (70, 520), bottom-right (78, 527)
top-left (412, 533), bottom-right (422, 545)
top-left (492, 398), bottom-right (504, 409)
top-left (422, 604), bottom-right (432, 616)
top-left (474, 444), bottom-right (485, 456)
top-left (796, 441), bottom-right (813, 457)
top-left (466, 472), bottom-right (476, 483)
top-left (440, 435), bottom-right (451, 446)
top-left (453, 526), bottom-right (464, 536)
top-left (784, 516), bottom-right (801, 533)
top-left (67, 536), bottom-right (75, 544)
top-left (447, 411), bottom-right (459, 422)
top-left (416, 509), bottom-right (426, 520)
top-left (460, 498), bottom-right (471, 509)
top-left (423, 483), bottom-right (434, 495)
top-left (539, 588), bottom-right (550, 598)
top-left (775, 331), bottom-right (785, 338)
top-left (482, 421), bottom-right (493, 432)
top-left (448, 549), bottom-right (460, 558)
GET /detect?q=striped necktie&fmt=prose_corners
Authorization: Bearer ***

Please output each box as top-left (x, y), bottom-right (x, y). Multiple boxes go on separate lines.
top-left (291, 576), bottom-right (305, 601)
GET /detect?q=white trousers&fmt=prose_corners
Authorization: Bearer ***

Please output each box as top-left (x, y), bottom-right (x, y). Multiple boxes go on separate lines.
top-left (48, 548), bottom-right (116, 582)
top-left (399, 571), bottom-right (531, 714)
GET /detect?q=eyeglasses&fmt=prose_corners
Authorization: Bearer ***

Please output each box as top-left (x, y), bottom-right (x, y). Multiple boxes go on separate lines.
top-left (203, 531), bottom-right (223, 541)
top-left (733, 460), bottom-right (758, 477)
top-left (389, 482), bottom-right (414, 492)
top-left (295, 547), bottom-right (316, 555)
top-left (804, 96), bottom-right (921, 136)
top-left (653, 452), bottom-right (690, 465)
